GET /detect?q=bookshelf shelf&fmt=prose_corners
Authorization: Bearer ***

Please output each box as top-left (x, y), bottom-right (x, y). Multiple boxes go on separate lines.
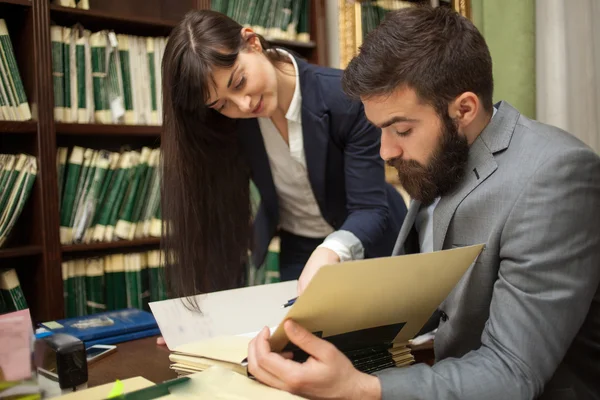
top-left (49, 5), bottom-right (178, 35)
top-left (0, 120), bottom-right (37, 133)
top-left (0, 0), bottom-right (31, 7)
top-left (55, 123), bottom-right (162, 137)
top-left (0, 245), bottom-right (42, 259)
top-left (62, 238), bottom-right (160, 254)
top-left (267, 38), bottom-right (317, 50)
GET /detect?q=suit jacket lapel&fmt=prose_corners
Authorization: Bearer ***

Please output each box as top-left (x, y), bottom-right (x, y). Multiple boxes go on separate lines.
top-left (392, 200), bottom-right (421, 255)
top-left (237, 118), bottom-right (278, 213)
top-left (432, 101), bottom-right (520, 251)
top-left (433, 139), bottom-right (497, 251)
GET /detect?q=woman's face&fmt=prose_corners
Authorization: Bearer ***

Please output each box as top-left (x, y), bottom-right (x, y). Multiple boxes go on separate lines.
top-left (205, 35), bottom-right (279, 119)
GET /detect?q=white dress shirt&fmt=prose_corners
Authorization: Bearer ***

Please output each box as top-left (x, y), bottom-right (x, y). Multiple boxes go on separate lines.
top-left (258, 50), bottom-right (364, 262)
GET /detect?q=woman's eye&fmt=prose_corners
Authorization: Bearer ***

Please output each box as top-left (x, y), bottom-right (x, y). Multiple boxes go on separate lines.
top-left (218, 102), bottom-right (227, 111)
top-left (235, 76), bottom-right (246, 90)
top-left (395, 129), bottom-right (411, 137)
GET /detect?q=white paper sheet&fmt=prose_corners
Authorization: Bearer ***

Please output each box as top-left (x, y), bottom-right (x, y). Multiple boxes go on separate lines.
top-left (149, 280), bottom-right (297, 349)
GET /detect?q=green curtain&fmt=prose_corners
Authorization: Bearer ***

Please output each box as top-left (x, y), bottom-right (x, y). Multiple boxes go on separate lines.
top-left (471, 0), bottom-right (536, 119)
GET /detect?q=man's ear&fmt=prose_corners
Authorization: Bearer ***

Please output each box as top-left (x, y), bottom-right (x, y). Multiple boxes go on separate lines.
top-left (240, 27), bottom-right (262, 52)
top-left (448, 92), bottom-right (479, 128)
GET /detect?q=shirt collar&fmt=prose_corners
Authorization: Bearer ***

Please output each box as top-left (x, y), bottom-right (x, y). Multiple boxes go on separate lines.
top-left (276, 49), bottom-right (302, 123)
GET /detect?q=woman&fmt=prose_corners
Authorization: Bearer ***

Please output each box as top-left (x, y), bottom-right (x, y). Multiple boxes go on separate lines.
top-left (161, 9), bottom-right (407, 299)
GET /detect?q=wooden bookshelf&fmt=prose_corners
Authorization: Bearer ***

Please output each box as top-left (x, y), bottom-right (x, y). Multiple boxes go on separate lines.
top-left (55, 123), bottom-right (162, 137)
top-left (2, 0), bottom-right (328, 323)
top-left (267, 38), bottom-right (317, 49)
top-left (0, 121), bottom-right (37, 133)
top-left (0, 245), bottom-right (42, 259)
top-left (62, 238), bottom-right (160, 253)
top-left (49, 4), bottom-right (178, 36)
top-left (0, 0), bottom-right (32, 7)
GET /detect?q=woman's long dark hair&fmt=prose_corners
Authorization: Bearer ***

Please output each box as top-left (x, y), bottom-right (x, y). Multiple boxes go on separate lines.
top-left (161, 10), bottom-right (288, 306)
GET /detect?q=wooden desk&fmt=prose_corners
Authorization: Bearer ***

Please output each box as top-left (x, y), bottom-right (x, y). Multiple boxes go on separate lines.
top-left (87, 336), bottom-right (177, 387)
top-left (87, 337), bottom-right (435, 388)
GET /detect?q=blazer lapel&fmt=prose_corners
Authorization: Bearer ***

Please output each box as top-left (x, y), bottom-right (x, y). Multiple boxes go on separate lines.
top-left (392, 200), bottom-right (421, 255)
top-left (296, 56), bottom-right (330, 210)
top-left (301, 107), bottom-right (329, 208)
top-left (432, 101), bottom-right (520, 251)
top-left (237, 118), bottom-right (278, 212)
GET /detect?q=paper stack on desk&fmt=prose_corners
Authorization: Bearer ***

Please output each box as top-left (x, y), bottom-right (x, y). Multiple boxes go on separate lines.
top-left (150, 244), bottom-right (484, 377)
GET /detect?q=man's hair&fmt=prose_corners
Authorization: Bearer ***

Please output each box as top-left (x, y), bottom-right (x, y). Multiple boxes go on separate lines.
top-left (342, 6), bottom-right (494, 114)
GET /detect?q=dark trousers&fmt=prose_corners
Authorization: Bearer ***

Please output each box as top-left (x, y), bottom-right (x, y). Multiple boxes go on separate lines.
top-left (278, 231), bottom-right (326, 282)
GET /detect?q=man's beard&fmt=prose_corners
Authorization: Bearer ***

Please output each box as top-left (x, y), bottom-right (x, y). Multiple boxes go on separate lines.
top-left (388, 113), bottom-right (470, 206)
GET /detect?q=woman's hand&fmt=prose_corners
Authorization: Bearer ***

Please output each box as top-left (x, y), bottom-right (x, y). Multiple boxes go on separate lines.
top-left (297, 247), bottom-right (340, 295)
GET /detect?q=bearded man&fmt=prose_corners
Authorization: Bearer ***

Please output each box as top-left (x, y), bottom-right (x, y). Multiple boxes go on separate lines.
top-left (247, 6), bottom-right (600, 400)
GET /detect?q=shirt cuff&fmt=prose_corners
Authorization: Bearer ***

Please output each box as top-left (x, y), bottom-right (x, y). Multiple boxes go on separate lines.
top-left (317, 230), bottom-right (365, 262)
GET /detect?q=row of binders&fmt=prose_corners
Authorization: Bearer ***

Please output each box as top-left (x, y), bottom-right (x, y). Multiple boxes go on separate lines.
top-left (62, 250), bottom-right (167, 318)
top-left (0, 154), bottom-right (37, 248)
top-left (58, 146), bottom-right (162, 245)
top-left (51, 25), bottom-right (166, 125)
top-left (212, 0), bottom-right (312, 43)
top-left (0, 20), bottom-right (31, 121)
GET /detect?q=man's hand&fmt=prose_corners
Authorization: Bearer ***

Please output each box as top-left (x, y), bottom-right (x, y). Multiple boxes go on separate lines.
top-left (247, 319), bottom-right (382, 400)
top-left (298, 247), bottom-right (340, 295)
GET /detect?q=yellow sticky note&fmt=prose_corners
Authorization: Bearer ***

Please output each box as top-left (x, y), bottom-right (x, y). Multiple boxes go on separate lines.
top-left (107, 380), bottom-right (124, 398)
top-left (42, 321), bottom-right (63, 329)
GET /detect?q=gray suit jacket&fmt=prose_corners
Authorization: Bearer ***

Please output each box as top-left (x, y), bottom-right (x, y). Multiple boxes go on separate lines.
top-left (376, 102), bottom-right (600, 399)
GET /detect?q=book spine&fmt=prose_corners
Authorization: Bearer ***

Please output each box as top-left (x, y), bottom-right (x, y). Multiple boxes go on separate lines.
top-left (51, 26), bottom-right (64, 122)
top-left (0, 153), bottom-right (24, 214)
top-left (62, 261), bottom-right (72, 317)
top-left (297, 0), bottom-right (311, 42)
top-left (118, 35), bottom-right (135, 124)
top-left (57, 147), bottom-right (69, 208)
top-left (140, 253), bottom-right (150, 311)
top-left (107, 32), bottom-right (125, 124)
top-left (111, 254), bottom-right (127, 309)
top-left (125, 253), bottom-right (143, 309)
top-left (62, 27), bottom-right (72, 122)
top-left (74, 259), bottom-right (87, 316)
top-left (146, 38), bottom-right (158, 125)
top-left (69, 148), bottom-right (95, 235)
top-left (91, 31), bottom-right (110, 123)
top-left (0, 268), bottom-right (27, 311)
top-left (86, 257), bottom-right (105, 314)
top-left (76, 33), bottom-right (87, 123)
top-left (104, 254), bottom-right (115, 311)
top-left (60, 146), bottom-right (84, 244)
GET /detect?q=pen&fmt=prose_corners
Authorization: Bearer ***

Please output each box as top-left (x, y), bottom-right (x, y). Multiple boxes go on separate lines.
top-left (281, 297), bottom-right (297, 308)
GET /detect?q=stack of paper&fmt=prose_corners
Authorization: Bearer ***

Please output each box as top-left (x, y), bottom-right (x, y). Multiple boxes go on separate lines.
top-left (150, 245), bottom-right (484, 378)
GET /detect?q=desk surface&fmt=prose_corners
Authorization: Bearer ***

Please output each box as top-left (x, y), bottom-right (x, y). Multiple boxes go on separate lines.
top-left (88, 336), bottom-right (177, 387)
top-left (88, 337), bottom-right (435, 388)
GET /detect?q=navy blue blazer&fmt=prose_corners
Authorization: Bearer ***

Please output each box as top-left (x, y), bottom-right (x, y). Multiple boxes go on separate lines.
top-left (237, 57), bottom-right (407, 266)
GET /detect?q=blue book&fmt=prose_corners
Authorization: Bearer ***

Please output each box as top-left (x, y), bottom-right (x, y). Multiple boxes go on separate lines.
top-left (40, 308), bottom-right (158, 344)
top-left (84, 327), bottom-right (161, 346)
